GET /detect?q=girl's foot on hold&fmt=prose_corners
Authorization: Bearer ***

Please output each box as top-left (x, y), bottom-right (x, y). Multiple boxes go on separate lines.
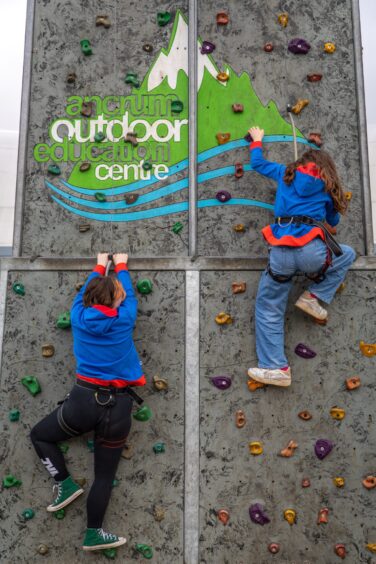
top-left (247, 367), bottom-right (291, 387)
top-left (46, 475), bottom-right (84, 512)
top-left (82, 528), bottom-right (127, 551)
top-left (295, 291), bottom-right (328, 321)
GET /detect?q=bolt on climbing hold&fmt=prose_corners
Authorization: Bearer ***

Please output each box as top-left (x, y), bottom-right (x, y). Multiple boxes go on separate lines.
top-left (268, 543), bottom-right (280, 554)
top-left (279, 440), bottom-right (298, 457)
top-left (307, 73), bottom-right (323, 82)
top-left (288, 38), bottom-right (311, 54)
top-left (233, 223), bottom-right (246, 232)
top-left (344, 191), bottom-right (352, 201)
top-left (112, 478), bottom-right (119, 487)
top-left (75, 477), bottom-right (86, 487)
top-left (291, 99), bottom-right (310, 115)
top-left (317, 507), bottom-right (329, 524)
top-left (54, 508), bottom-right (65, 519)
top-left (362, 476), bottom-right (376, 489)
top-left (48, 164), bottom-right (61, 175)
top-left (58, 443), bottom-right (69, 454)
top-left (359, 340), bottom-right (376, 357)
top-left (76, 282), bottom-right (85, 291)
top-left (143, 43), bottom-right (153, 53)
top-left (121, 443), bottom-right (134, 459)
top-left (366, 544), bottom-right (376, 553)
top-left (201, 41), bottom-right (215, 54)
top-left (153, 442), bottom-right (165, 454)
top-left (137, 279), bottom-right (153, 295)
top-left (153, 375), bottom-right (168, 391)
top-left (95, 191), bottom-right (106, 202)
top-left (211, 376), bottom-right (232, 390)
top-left (217, 71), bottom-right (229, 82)
top-left (216, 12), bottom-right (229, 25)
top-left (153, 506), bottom-right (165, 521)
top-left (142, 161), bottom-right (152, 171)
top-left (244, 132), bottom-right (253, 143)
top-left (247, 378), bottom-right (266, 391)
top-left (102, 548), bottom-right (117, 559)
top-left (81, 101), bottom-right (93, 117)
top-left (12, 281), bottom-right (25, 296)
top-left (135, 544), bottom-right (153, 559)
top-left (215, 312), bottom-right (233, 325)
top-left (171, 100), bottom-right (184, 113)
top-left (80, 39), bottom-right (92, 56)
top-left (264, 42), bottom-right (274, 52)
top-left (235, 410), bottom-right (246, 428)
top-left (172, 221), bottom-right (184, 234)
top-left (330, 406), bottom-right (345, 420)
top-left (217, 509), bottom-right (230, 525)
top-left (22, 376), bottom-right (41, 396)
top-left (301, 478), bottom-right (311, 488)
top-left (66, 72), bottom-right (76, 83)
top-left (9, 409), bottom-right (20, 422)
top-left (3, 475), bottom-right (22, 488)
top-left (41, 344), bottom-right (55, 358)
top-left (124, 131), bottom-right (138, 146)
top-left (22, 508), bottom-right (35, 520)
top-left (56, 311), bottom-right (71, 329)
top-left (278, 13), bottom-right (288, 27)
top-left (232, 103), bottom-right (244, 113)
top-left (125, 193), bottom-right (139, 205)
top-left (96, 15), bottom-right (111, 28)
top-left (314, 439), bottom-right (334, 460)
top-left (333, 477), bottom-right (345, 488)
top-left (284, 509), bottom-right (296, 525)
top-left (216, 132), bottom-right (231, 145)
top-left (309, 132), bottom-right (323, 147)
top-left (94, 132), bottom-right (106, 143)
top-left (249, 441), bottom-right (263, 455)
top-left (298, 410), bottom-right (312, 420)
top-left (334, 544), bottom-right (346, 559)
top-left (79, 161), bottom-right (91, 172)
top-left (124, 72), bottom-right (140, 88)
top-left (216, 190), bottom-right (231, 202)
top-left (157, 12), bottom-right (171, 26)
top-left (295, 343), bottom-right (316, 358)
top-left (249, 503), bottom-right (270, 525)
top-left (346, 376), bottom-right (361, 390)
top-left (232, 282), bottom-right (246, 294)
top-left (37, 544), bottom-right (49, 555)
top-left (235, 162), bottom-right (244, 178)
top-left (133, 405), bottom-right (152, 422)
top-left (336, 282), bottom-right (346, 293)
top-left (87, 439), bottom-right (95, 452)
top-left (324, 42), bottom-right (336, 53)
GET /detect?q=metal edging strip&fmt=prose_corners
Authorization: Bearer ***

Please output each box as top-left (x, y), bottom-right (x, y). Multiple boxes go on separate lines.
top-left (0, 265), bottom-right (9, 376)
top-left (188, 0), bottom-right (198, 259)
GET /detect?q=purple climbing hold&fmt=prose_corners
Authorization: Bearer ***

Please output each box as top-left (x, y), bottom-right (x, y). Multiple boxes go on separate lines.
top-left (314, 439), bottom-right (334, 460)
top-left (201, 41), bottom-right (216, 55)
top-left (294, 343), bottom-right (316, 359)
top-left (288, 38), bottom-right (311, 55)
top-left (211, 376), bottom-right (232, 390)
top-left (244, 132), bottom-right (253, 143)
top-left (249, 503), bottom-right (270, 525)
top-left (216, 190), bottom-right (231, 203)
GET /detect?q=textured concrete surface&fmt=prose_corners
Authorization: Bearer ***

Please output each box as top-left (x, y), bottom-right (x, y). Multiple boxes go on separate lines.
top-left (0, 270), bottom-right (185, 563)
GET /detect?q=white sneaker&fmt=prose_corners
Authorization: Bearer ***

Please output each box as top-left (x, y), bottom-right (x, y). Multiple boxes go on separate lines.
top-left (247, 367), bottom-right (291, 387)
top-left (295, 291), bottom-right (328, 321)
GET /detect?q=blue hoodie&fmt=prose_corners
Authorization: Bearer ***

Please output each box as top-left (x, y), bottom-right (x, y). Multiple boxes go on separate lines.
top-left (250, 141), bottom-right (340, 246)
top-left (70, 264), bottom-right (145, 387)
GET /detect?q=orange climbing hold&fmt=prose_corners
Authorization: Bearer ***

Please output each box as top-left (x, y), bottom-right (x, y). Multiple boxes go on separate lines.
top-left (279, 440), bottom-right (298, 457)
top-left (298, 410), bottom-right (312, 420)
top-left (232, 282), bottom-right (246, 294)
top-left (247, 378), bottom-right (266, 391)
top-left (233, 223), bottom-right (246, 232)
top-left (346, 376), bottom-right (361, 390)
top-left (362, 476), bottom-right (376, 489)
top-left (216, 132), bottom-right (231, 145)
top-left (291, 99), bottom-right (309, 115)
top-left (317, 507), bottom-right (329, 524)
top-left (216, 12), bottom-right (229, 25)
top-left (359, 340), bottom-right (376, 357)
top-left (217, 71), bottom-right (230, 82)
top-left (217, 509), bottom-right (230, 524)
top-left (235, 410), bottom-right (246, 428)
top-left (215, 312), bottom-right (233, 325)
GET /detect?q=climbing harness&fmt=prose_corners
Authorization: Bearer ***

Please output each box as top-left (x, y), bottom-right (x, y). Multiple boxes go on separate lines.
top-left (76, 379), bottom-right (144, 406)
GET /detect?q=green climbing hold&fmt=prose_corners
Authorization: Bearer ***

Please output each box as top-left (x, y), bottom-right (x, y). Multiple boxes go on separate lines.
top-left (12, 282), bottom-right (25, 296)
top-left (94, 131), bottom-right (106, 143)
top-left (102, 548), bottom-right (117, 559)
top-left (112, 478), bottom-right (119, 487)
top-left (133, 405), bottom-right (152, 422)
top-left (172, 222), bottom-right (183, 234)
top-left (56, 311), bottom-right (71, 329)
top-left (136, 279), bottom-right (153, 295)
top-left (47, 164), bottom-right (61, 175)
top-left (135, 543), bottom-right (153, 559)
top-left (87, 439), bottom-right (95, 452)
top-left (21, 376), bottom-right (41, 396)
top-left (95, 192), bottom-right (107, 202)
top-left (142, 161), bottom-right (152, 171)
top-left (22, 508), bottom-right (35, 520)
top-left (3, 475), bottom-right (22, 488)
top-left (58, 443), bottom-right (69, 454)
top-left (9, 409), bottom-right (20, 422)
top-left (157, 12), bottom-right (171, 26)
top-left (171, 100), bottom-right (184, 113)
top-left (80, 39), bottom-right (92, 56)
top-left (153, 442), bottom-right (165, 454)
top-left (54, 508), bottom-right (65, 520)
top-left (124, 72), bottom-right (140, 88)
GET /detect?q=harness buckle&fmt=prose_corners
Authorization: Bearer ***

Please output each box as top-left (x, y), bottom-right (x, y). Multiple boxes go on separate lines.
top-left (277, 217), bottom-right (293, 228)
top-left (95, 390), bottom-right (115, 406)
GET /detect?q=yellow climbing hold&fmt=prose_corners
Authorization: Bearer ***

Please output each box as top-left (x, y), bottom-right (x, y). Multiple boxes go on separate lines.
top-left (291, 99), bottom-right (309, 115)
top-left (330, 406), bottom-right (346, 420)
top-left (366, 544), bottom-right (376, 553)
top-left (359, 340), bottom-right (376, 357)
top-left (249, 441), bottom-right (263, 455)
top-left (284, 509), bottom-right (296, 525)
top-left (215, 312), bottom-right (233, 325)
top-left (333, 477), bottom-right (345, 487)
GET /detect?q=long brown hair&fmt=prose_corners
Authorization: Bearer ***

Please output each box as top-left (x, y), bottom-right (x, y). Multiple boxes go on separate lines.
top-left (83, 276), bottom-right (125, 307)
top-left (283, 149), bottom-right (348, 214)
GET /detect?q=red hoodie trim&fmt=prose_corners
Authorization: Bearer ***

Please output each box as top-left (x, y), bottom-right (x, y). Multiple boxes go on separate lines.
top-left (92, 304), bottom-right (118, 317)
top-left (296, 162), bottom-right (322, 179)
top-left (250, 141), bottom-right (263, 150)
top-left (93, 265), bottom-right (106, 275)
top-left (114, 263), bottom-right (128, 273)
top-left (77, 374), bottom-right (146, 388)
top-left (262, 225), bottom-right (325, 247)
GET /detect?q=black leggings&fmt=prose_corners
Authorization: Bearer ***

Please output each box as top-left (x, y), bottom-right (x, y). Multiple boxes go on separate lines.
top-left (30, 383), bottom-right (133, 528)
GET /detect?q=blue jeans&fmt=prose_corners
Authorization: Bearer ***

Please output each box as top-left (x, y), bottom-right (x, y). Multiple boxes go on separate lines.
top-left (255, 239), bottom-right (356, 369)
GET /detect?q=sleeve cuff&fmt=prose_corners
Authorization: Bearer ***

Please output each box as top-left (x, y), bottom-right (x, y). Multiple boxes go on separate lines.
top-left (93, 265), bottom-right (106, 275)
top-left (114, 263), bottom-right (128, 273)
top-left (250, 141), bottom-right (263, 150)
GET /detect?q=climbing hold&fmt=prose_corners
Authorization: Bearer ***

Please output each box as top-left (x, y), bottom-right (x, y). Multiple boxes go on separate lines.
top-left (233, 224), bottom-right (246, 232)
top-left (21, 376), bottom-right (41, 396)
top-left (307, 73), bottom-right (323, 82)
top-left (217, 509), bottom-right (230, 525)
top-left (157, 12), bottom-right (171, 26)
top-left (79, 223), bottom-right (90, 233)
top-left (66, 72), bottom-right (77, 84)
top-left (171, 100), bottom-right (184, 113)
top-left (244, 132), bottom-right (253, 143)
top-left (153, 506), bottom-right (165, 521)
top-left (295, 343), bottom-right (316, 358)
top-left (216, 12), bottom-right (229, 25)
top-left (330, 406), bottom-right (346, 420)
top-left (142, 161), bottom-right (153, 171)
top-left (249, 503), bottom-right (270, 525)
top-left (216, 190), bottom-right (232, 202)
top-left (362, 476), bottom-right (376, 489)
top-left (291, 99), bottom-right (310, 115)
top-left (102, 548), bottom-right (117, 560)
top-left (3, 475), bottom-right (22, 488)
top-left (121, 443), bottom-right (134, 459)
top-left (79, 162), bottom-right (91, 172)
top-left (9, 409), bottom-right (20, 422)
top-left (153, 375), bottom-right (168, 391)
top-left (124, 131), bottom-right (138, 146)
top-left (41, 344), bottom-right (55, 358)
top-left (359, 340), bottom-right (376, 357)
top-left (232, 104), bottom-right (244, 113)
top-left (366, 544), bottom-right (376, 553)
top-left (135, 543), bottom-right (153, 559)
top-left (333, 477), bottom-right (345, 488)
top-left (112, 478), bottom-right (119, 487)
top-left (298, 410), bottom-right (312, 420)
top-left (211, 376), bottom-right (232, 390)
top-left (344, 191), bottom-right (352, 201)
top-left (124, 72), bottom-right (140, 88)
top-left (247, 379), bottom-right (266, 391)
top-left (249, 441), bottom-right (263, 455)
top-left (56, 311), bottom-right (71, 329)
top-left (235, 162), bottom-right (244, 178)
top-left (54, 508), bottom-right (65, 520)
top-left (58, 443), bottom-right (69, 454)
top-left (284, 509), bottom-right (296, 525)
top-left (172, 221), bottom-right (184, 234)
top-left (309, 132), bottom-right (323, 147)
top-left (136, 279), bottom-right (153, 295)
top-left (334, 544), bottom-right (346, 559)
top-left (232, 282), bottom-right (246, 294)
top-left (153, 442), bottom-right (165, 454)
top-left (22, 508), bottom-right (35, 520)
top-left (12, 282), bottom-right (25, 296)
top-left (80, 39), bottom-right (92, 56)
top-left (95, 192), bottom-right (107, 202)
top-left (301, 478), bottom-right (311, 488)
top-left (125, 193), bottom-right (139, 205)
top-left (37, 544), bottom-right (49, 555)
top-left (75, 477), bottom-right (86, 487)
top-left (217, 72), bottom-right (230, 82)
top-left (336, 282), bottom-right (346, 293)
top-left (324, 42), bottom-right (336, 53)
top-left (96, 15), bottom-right (111, 28)
top-left (133, 405), bottom-right (152, 422)
top-left (277, 13), bottom-right (289, 27)
top-left (201, 41), bottom-right (216, 55)
top-left (346, 376), bottom-right (361, 390)
top-left (288, 38), bottom-right (311, 54)
top-left (317, 507), bottom-right (329, 524)
top-left (76, 282), bottom-right (85, 292)
top-left (264, 42), bottom-right (274, 52)
top-left (216, 132), bottom-right (231, 145)
top-left (279, 440), bottom-right (298, 458)
top-left (81, 101), bottom-right (93, 118)
top-left (314, 439), bottom-right (334, 460)
top-left (87, 439), bottom-right (95, 452)
top-left (215, 312), bottom-right (233, 325)
top-left (47, 164), bottom-right (61, 175)
top-left (268, 543), bottom-right (280, 554)
top-left (235, 410), bottom-right (246, 428)
top-left (142, 43), bottom-right (153, 53)
top-left (94, 132), bottom-right (106, 143)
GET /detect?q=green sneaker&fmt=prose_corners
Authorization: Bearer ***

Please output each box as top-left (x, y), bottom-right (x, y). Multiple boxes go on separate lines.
top-left (46, 475), bottom-right (84, 512)
top-left (82, 528), bottom-right (127, 551)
